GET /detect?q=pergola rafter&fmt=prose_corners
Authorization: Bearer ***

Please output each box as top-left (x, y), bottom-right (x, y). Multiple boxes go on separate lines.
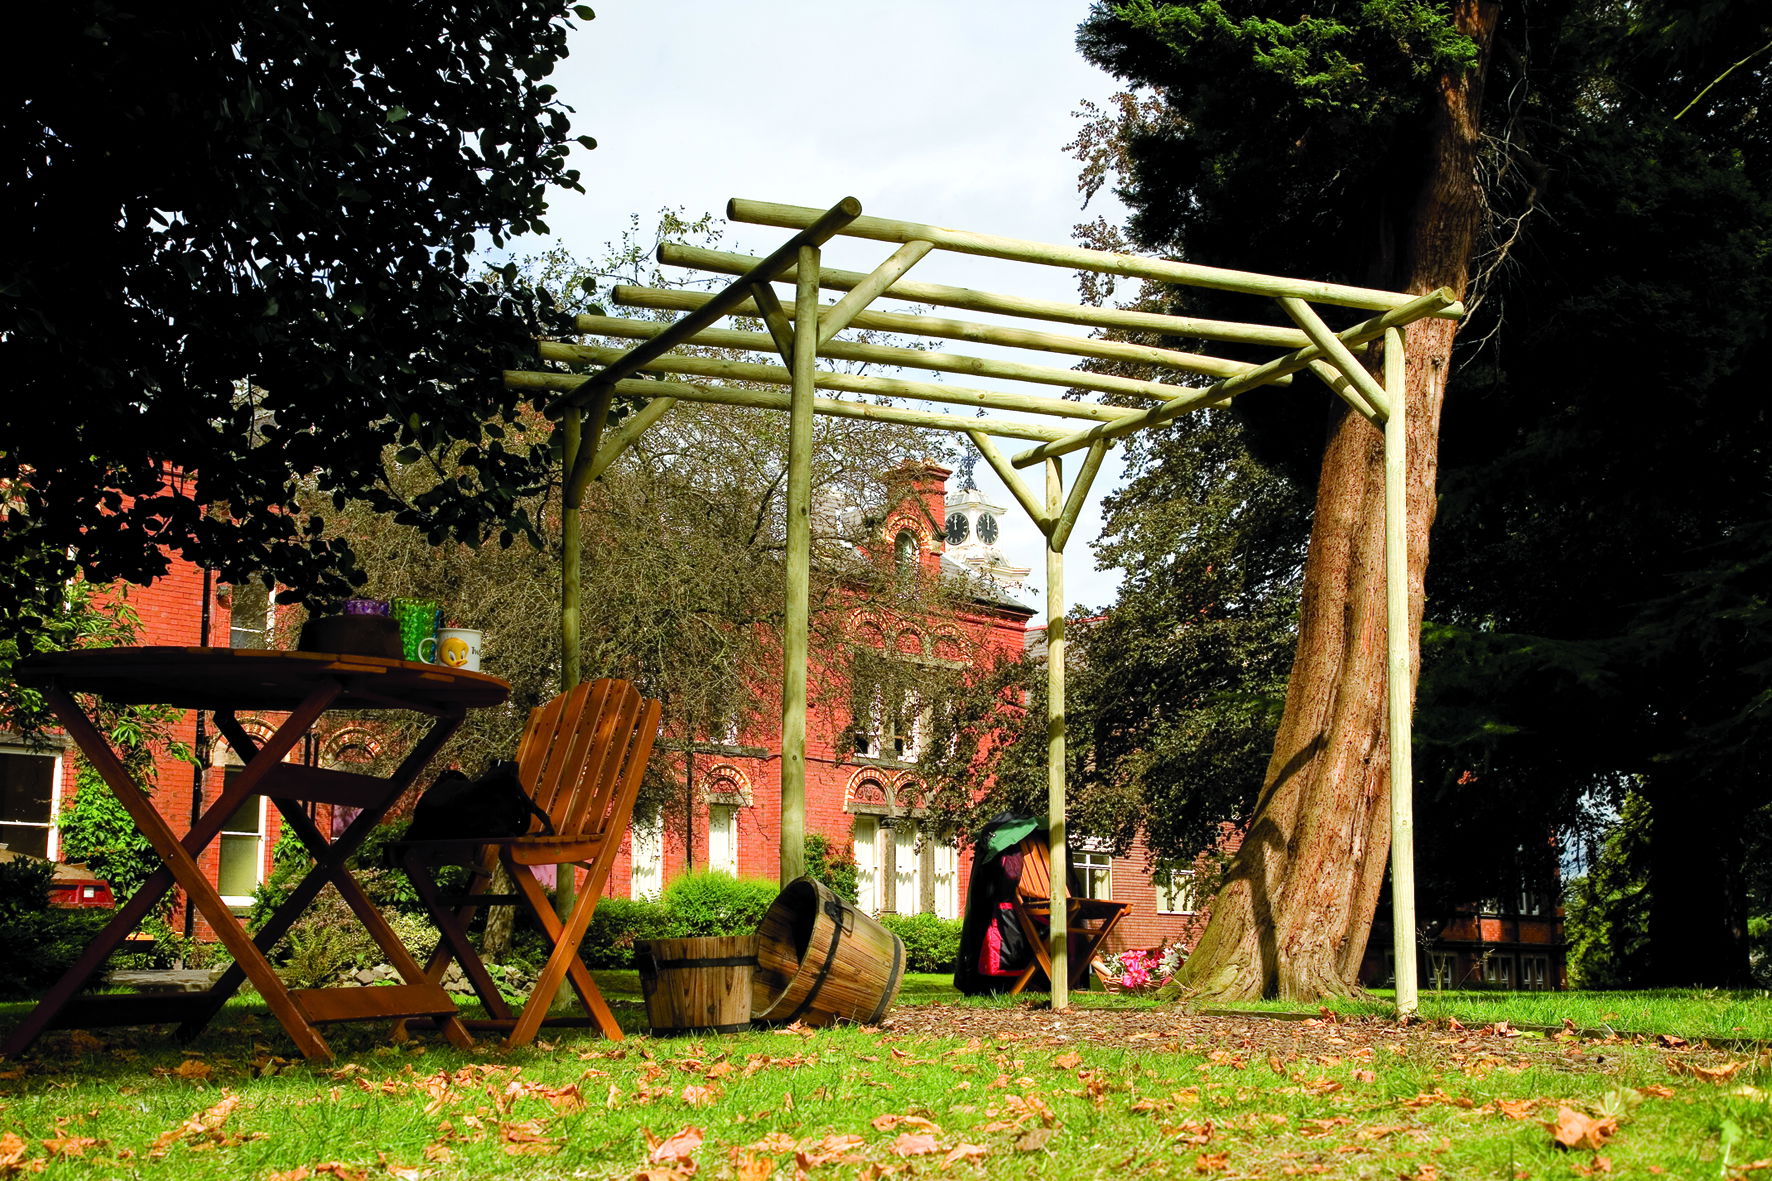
top-left (503, 197), bottom-right (1461, 1014)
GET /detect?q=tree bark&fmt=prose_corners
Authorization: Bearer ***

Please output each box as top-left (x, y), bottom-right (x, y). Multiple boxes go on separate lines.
top-left (1179, 0), bottom-right (1500, 1001)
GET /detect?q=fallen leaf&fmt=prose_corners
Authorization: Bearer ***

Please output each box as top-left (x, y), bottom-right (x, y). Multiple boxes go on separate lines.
top-left (1493, 1099), bottom-right (1538, 1120)
top-left (1548, 1106), bottom-right (1617, 1152)
top-left (1669, 1059), bottom-right (1745, 1084)
top-left (1637, 1085), bottom-right (1675, 1099)
top-left (889, 1132), bottom-right (939, 1157)
top-left (1014, 1127), bottom-right (1055, 1153)
top-left (499, 1120), bottom-right (559, 1157)
top-left (265, 1170), bottom-right (311, 1181)
top-left (174, 1059), bottom-right (214, 1082)
top-left (942, 1143), bottom-right (989, 1167)
top-left (647, 1126), bottom-right (704, 1168)
top-left (1194, 1151), bottom-right (1229, 1173)
top-left (870, 1114), bottom-right (941, 1133)
top-left (733, 1151), bottom-right (774, 1181)
top-left (1656, 1034), bottom-right (1688, 1049)
top-left (681, 1085), bottom-right (718, 1107)
top-left (1053, 1051), bottom-right (1081, 1070)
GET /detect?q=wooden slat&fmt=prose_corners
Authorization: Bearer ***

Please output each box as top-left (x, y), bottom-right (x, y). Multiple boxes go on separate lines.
top-left (292, 983), bottom-right (458, 1024)
top-left (45, 990), bottom-right (220, 1029)
top-left (257, 764), bottom-right (392, 807)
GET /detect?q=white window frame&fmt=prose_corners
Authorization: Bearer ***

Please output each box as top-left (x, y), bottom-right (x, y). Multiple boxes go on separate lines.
top-left (1429, 951), bottom-right (1457, 990)
top-left (931, 836), bottom-right (957, 920)
top-left (1156, 863), bottom-right (1203, 914)
top-left (228, 581), bottom-right (277, 650)
top-left (630, 810), bottom-right (663, 900)
top-left (707, 803), bottom-right (738, 877)
top-left (1482, 954), bottom-right (1514, 988)
top-left (893, 823), bottom-right (922, 914)
top-left (853, 816), bottom-right (881, 913)
top-left (217, 791), bottom-right (267, 909)
top-left (1072, 848), bottom-right (1113, 901)
top-left (0, 745), bottom-right (62, 861)
top-left (1519, 953), bottom-right (1551, 991)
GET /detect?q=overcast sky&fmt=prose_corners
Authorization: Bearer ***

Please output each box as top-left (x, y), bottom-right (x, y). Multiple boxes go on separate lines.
top-left (540, 0), bottom-right (1135, 620)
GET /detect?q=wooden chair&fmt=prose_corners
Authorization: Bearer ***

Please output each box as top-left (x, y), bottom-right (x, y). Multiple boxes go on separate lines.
top-left (1006, 836), bottom-right (1131, 995)
top-left (400, 678), bottom-right (662, 1046)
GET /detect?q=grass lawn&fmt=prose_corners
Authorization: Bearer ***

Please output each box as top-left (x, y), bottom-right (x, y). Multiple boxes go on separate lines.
top-left (0, 974), bottom-right (1765, 1178)
top-left (1196, 988), bottom-right (1772, 1044)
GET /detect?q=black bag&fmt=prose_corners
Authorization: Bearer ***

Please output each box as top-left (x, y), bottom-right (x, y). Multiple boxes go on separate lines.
top-left (403, 760), bottom-right (553, 844)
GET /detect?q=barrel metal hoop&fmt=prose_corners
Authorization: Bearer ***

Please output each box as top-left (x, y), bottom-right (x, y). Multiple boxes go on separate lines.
top-left (654, 955), bottom-right (758, 969)
top-left (654, 1021), bottom-right (752, 1036)
top-left (780, 894), bottom-right (847, 1024)
top-left (865, 933), bottom-right (903, 1025)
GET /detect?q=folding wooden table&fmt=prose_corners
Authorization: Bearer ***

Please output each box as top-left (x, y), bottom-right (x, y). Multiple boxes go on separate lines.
top-left (2, 646), bottom-right (510, 1062)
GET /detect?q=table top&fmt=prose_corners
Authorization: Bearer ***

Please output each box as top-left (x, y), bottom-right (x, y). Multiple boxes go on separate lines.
top-left (16, 647), bottom-right (511, 715)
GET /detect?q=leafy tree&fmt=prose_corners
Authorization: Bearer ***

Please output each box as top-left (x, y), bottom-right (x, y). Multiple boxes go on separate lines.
top-left (1073, 0), bottom-right (1772, 992)
top-left (1074, 0), bottom-right (1501, 1000)
top-left (0, 2), bottom-right (593, 643)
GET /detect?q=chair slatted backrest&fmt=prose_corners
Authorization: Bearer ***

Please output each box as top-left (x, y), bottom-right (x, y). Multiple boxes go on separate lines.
top-left (514, 680), bottom-right (661, 840)
top-left (1015, 837), bottom-right (1058, 904)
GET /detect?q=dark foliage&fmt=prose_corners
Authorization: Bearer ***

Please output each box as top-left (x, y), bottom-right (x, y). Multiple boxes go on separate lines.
top-left (0, 2), bottom-right (593, 641)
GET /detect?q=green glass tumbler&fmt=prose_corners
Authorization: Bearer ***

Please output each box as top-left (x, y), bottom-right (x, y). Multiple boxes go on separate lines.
top-left (390, 598), bottom-right (439, 662)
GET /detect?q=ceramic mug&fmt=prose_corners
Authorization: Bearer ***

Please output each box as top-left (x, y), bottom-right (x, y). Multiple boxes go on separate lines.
top-left (390, 598), bottom-right (439, 662)
top-left (420, 627), bottom-right (482, 671)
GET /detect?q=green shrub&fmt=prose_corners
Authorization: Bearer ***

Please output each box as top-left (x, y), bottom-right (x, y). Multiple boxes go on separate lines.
top-left (879, 912), bottom-right (962, 974)
top-left (57, 765), bottom-right (162, 909)
top-left (805, 832), bottom-right (859, 904)
top-left (582, 896), bottom-right (674, 968)
top-left (661, 871), bottom-right (779, 938)
top-left (0, 859), bottom-right (110, 1000)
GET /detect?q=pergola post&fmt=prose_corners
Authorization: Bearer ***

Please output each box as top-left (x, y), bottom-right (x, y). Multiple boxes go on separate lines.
top-left (1044, 457), bottom-right (1068, 1010)
top-left (779, 243), bottom-right (820, 885)
top-left (1383, 326), bottom-right (1418, 1015)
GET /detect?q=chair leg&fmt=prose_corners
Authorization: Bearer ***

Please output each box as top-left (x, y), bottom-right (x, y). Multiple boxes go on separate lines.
top-left (507, 865), bottom-right (621, 1046)
top-left (401, 850), bottom-right (514, 1026)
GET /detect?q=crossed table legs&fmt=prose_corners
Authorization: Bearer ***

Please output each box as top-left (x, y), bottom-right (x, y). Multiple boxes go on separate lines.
top-left (2, 683), bottom-right (472, 1062)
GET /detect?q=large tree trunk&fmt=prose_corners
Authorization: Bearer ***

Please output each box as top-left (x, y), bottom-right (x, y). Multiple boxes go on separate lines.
top-left (1179, 0), bottom-right (1500, 1001)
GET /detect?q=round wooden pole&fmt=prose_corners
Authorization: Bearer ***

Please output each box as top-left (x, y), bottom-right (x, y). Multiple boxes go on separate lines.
top-left (1045, 457), bottom-right (1068, 1011)
top-left (1383, 326), bottom-right (1418, 1016)
top-left (779, 244), bottom-right (819, 885)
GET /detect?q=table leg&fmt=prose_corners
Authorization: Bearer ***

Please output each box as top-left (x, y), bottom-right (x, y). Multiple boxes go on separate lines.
top-left (177, 707), bottom-right (465, 1047)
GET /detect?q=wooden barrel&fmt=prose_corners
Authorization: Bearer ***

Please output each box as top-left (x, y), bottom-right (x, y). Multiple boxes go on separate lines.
top-left (635, 936), bottom-right (757, 1036)
top-left (752, 877), bottom-right (905, 1026)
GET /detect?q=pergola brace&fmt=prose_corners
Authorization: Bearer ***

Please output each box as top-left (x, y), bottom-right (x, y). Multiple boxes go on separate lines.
top-left (967, 430), bottom-right (1053, 536)
top-left (1049, 439), bottom-right (1109, 554)
top-left (750, 282), bottom-right (796, 365)
top-left (817, 240), bottom-right (934, 347)
top-left (583, 394), bottom-right (680, 483)
top-left (1280, 297), bottom-right (1393, 420)
top-left (1306, 359), bottom-right (1384, 425)
top-left (1008, 287), bottom-right (1459, 468)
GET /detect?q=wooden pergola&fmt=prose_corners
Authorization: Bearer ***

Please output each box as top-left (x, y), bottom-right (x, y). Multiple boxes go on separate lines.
top-left (505, 197), bottom-right (1462, 1013)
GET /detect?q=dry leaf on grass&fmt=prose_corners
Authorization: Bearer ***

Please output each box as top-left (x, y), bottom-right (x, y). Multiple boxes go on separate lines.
top-left (0, 1133), bottom-right (41, 1176)
top-left (1014, 1127), bottom-right (1055, 1153)
top-left (1194, 1151), bottom-right (1229, 1173)
top-left (173, 1058), bottom-right (213, 1082)
top-left (646, 1126), bottom-right (704, 1169)
top-left (499, 1120), bottom-right (559, 1157)
top-left (1548, 1106), bottom-right (1618, 1151)
top-left (943, 1142), bottom-right (990, 1167)
top-left (1492, 1099), bottom-right (1538, 1120)
top-left (681, 1085), bottom-right (719, 1107)
top-left (870, 1115), bottom-right (940, 1134)
top-left (39, 1134), bottom-right (100, 1158)
top-left (1053, 1051), bottom-right (1081, 1070)
top-left (1669, 1059), bottom-right (1746, 1084)
top-left (732, 1151), bottom-right (775, 1181)
top-left (889, 1132), bottom-right (940, 1157)
top-left (794, 1134), bottom-right (866, 1168)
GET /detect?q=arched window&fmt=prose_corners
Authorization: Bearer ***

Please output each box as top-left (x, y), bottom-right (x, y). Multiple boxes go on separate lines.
top-left (893, 530), bottom-right (918, 579)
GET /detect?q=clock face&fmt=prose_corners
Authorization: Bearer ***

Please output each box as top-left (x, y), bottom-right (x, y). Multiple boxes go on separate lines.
top-left (945, 512), bottom-right (970, 546)
top-left (977, 513), bottom-right (999, 544)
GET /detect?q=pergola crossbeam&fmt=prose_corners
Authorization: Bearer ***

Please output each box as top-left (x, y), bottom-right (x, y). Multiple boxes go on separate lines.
top-left (523, 348), bottom-right (1138, 425)
top-left (729, 198), bottom-right (1468, 317)
top-left (658, 243), bottom-right (1323, 349)
top-left (612, 285), bottom-right (1293, 384)
top-left (564, 314), bottom-right (1223, 406)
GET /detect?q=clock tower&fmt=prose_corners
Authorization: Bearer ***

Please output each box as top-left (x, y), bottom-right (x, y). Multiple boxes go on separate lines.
top-left (943, 480), bottom-right (1029, 589)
